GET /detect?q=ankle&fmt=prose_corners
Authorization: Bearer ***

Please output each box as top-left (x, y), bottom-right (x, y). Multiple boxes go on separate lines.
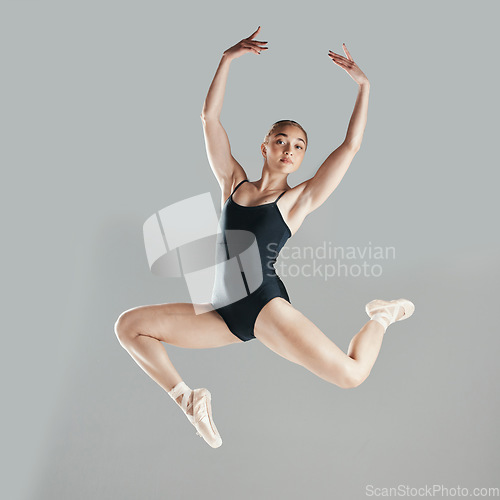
top-left (175, 392), bottom-right (194, 414)
top-left (168, 381), bottom-right (193, 415)
top-left (370, 313), bottom-right (389, 332)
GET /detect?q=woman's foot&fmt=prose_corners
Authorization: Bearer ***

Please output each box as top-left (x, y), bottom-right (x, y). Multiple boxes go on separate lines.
top-left (365, 298), bottom-right (415, 332)
top-left (168, 382), bottom-right (222, 448)
top-left (175, 392), bottom-right (193, 416)
top-left (191, 388), bottom-right (222, 448)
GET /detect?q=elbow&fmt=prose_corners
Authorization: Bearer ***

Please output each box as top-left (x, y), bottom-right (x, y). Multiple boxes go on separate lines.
top-left (345, 140), bottom-right (361, 153)
top-left (200, 112), bottom-right (219, 125)
top-left (200, 106), bottom-right (212, 122)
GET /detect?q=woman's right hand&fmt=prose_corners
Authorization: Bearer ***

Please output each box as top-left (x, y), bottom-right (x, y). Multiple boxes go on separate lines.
top-left (223, 26), bottom-right (268, 60)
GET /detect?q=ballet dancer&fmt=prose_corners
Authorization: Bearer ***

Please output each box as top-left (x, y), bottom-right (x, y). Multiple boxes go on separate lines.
top-left (114, 26), bottom-right (415, 448)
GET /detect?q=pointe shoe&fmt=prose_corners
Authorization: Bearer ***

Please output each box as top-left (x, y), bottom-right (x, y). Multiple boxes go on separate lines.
top-left (168, 384), bottom-right (222, 448)
top-left (365, 298), bottom-right (415, 330)
top-left (191, 388), bottom-right (222, 449)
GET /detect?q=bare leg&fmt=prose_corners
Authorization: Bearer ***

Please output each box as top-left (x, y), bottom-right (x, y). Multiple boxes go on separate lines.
top-left (254, 298), bottom-right (405, 389)
top-left (114, 302), bottom-right (243, 412)
top-left (116, 324), bottom-right (186, 404)
top-left (346, 320), bottom-right (386, 376)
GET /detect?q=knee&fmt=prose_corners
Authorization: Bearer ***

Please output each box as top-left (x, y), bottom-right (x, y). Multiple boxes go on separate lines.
top-left (114, 309), bottom-right (139, 345)
top-left (338, 365), bottom-right (369, 389)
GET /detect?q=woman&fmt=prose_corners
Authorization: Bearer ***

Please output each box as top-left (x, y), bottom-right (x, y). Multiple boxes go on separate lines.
top-left (114, 26), bottom-right (415, 449)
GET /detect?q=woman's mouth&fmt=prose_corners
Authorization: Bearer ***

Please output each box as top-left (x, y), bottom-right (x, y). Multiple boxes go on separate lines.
top-left (280, 158), bottom-right (292, 164)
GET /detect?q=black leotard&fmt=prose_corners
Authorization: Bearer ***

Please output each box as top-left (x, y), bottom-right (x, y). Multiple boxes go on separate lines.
top-left (210, 179), bottom-right (292, 342)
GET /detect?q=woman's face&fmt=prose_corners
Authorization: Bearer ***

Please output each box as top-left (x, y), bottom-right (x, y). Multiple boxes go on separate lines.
top-left (261, 124), bottom-right (307, 171)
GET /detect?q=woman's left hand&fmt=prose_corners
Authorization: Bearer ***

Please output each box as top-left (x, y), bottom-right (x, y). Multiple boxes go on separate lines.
top-left (328, 43), bottom-right (369, 86)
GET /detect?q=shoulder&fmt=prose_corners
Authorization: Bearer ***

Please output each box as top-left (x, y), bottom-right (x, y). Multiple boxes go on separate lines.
top-left (220, 175), bottom-right (250, 208)
top-left (276, 180), bottom-right (313, 235)
top-left (279, 180), bottom-right (308, 210)
top-left (230, 176), bottom-right (250, 196)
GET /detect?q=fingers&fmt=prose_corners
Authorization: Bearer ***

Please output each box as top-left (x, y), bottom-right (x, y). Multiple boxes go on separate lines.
top-left (246, 26), bottom-right (269, 54)
top-left (328, 50), bottom-right (345, 60)
top-left (328, 52), bottom-right (350, 68)
top-left (329, 44), bottom-right (354, 63)
top-left (342, 43), bottom-right (353, 61)
top-left (249, 40), bottom-right (268, 49)
top-left (243, 39), bottom-right (268, 54)
top-left (328, 50), bottom-right (353, 65)
top-left (328, 50), bottom-right (346, 64)
top-left (243, 43), bottom-right (268, 55)
top-left (248, 26), bottom-right (261, 39)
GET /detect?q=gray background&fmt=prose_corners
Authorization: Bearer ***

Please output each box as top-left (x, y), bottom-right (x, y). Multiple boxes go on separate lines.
top-left (2, 0), bottom-right (499, 499)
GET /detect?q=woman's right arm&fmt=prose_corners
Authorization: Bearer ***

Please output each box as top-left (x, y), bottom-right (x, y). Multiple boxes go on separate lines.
top-left (200, 27), bottom-right (267, 199)
top-left (201, 54), bottom-right (233, 122)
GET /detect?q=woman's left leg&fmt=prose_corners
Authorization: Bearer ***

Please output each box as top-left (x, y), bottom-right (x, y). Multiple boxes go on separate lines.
top-left (253, 298), bottom-right (403, 389)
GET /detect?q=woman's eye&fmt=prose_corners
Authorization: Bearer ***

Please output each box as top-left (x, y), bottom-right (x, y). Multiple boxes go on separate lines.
top-left (296, 145), bottom-right (302, 149)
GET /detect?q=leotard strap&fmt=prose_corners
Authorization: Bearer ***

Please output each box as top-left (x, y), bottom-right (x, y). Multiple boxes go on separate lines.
top-left (231, 179), bottom-right (249, 196)
top-left (229, 179), bottom-right (286, 204)
top-left (274, 190), bottom-right (287, 203)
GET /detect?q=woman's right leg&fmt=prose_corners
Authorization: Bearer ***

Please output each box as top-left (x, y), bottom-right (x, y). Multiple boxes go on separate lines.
top-left (114, 302), bottom-right (242, 406)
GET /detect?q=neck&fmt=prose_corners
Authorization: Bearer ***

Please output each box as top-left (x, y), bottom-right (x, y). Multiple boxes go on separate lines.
top-left (255, 164), bottom-right (290, 192)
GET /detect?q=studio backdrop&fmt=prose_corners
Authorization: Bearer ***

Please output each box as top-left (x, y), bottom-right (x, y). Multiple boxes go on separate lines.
top-left (2, 1), bottom-right (499, 499)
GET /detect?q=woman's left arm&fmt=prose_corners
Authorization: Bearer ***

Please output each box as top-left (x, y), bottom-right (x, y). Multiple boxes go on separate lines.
top-left (302, 44), bottom-right (370, 213)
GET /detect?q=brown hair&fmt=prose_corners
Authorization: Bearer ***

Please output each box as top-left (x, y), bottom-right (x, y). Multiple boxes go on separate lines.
top-left (263, 120), bottom-right (308, 150)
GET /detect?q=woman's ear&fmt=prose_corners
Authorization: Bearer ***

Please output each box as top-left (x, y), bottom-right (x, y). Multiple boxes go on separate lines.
top-left (261, 143), bottom-right (267, 158)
